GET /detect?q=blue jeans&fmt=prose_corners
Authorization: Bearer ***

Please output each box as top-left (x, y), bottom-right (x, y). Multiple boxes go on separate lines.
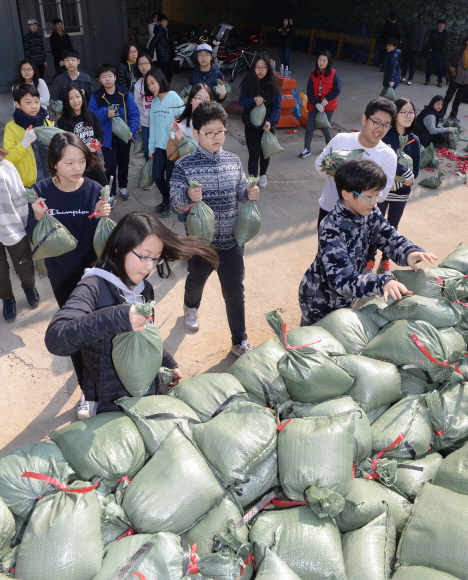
top-left (279, 47), bottom-right (290, 68)
top-left (426, 52), bottom-right (444, 83)
top-left (152, 148), bottom-right (174, 204)
top-left (141, 125), bottom-right (150, 161)
top-left (304, 108), bottom-right (334, 149)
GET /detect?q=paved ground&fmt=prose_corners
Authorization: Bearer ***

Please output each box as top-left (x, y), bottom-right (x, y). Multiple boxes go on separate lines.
top-left (1, 49), bottom-right (467, 455)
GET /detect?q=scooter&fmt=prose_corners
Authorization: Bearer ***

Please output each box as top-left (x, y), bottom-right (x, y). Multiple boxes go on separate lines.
top-left (173, 40), bottom-right (198, 73)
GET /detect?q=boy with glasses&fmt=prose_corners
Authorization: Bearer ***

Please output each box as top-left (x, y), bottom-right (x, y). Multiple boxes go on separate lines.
top-left (299, 159), bottom-right (436, 325)
top-left (170, 101), bottom-right (260, 357)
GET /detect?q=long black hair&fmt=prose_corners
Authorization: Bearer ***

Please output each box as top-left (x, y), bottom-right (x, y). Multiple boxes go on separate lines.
top-left (59, 84), bottom-right (95, 132)
top-left (177, 83), bottom-right (214, 126)
top-left (425, 94), bottom-right (444, 111)
top-left (240, 51), bottom-right (280, 97)
top-left (48, 132), bottom-right (103, 179)
top-left (144, 67), bottom-right (170, 97)
top-left (14, 59), bottom-right (40, 89)
top-left (134, 52), bottom-right (153, 80)
top-left (313, 50), bottom-right (333, 77)
top-left (120, 42), bottom-right (138, 63)
top-left (94, 212), bottom-right (219, 287)
top-left (392, 97), bottom-right (417, 132)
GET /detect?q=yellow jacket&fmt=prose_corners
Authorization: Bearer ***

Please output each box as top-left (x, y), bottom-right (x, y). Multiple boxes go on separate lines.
top-left (3, 118), bottom-right (54, 187)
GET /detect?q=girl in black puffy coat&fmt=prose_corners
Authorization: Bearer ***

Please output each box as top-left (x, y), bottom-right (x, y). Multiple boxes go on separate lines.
top-left (116, 43), bottom-right (139, 94)
top-left (45, 212), bottom-right (218, 420)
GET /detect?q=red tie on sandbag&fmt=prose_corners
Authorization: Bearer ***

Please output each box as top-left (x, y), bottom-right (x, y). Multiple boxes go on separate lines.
top-left (411, 333), bottom-right (460, 368)
top-left (22, 472), bottom-right (99, 493)
top-left (281, 323), bottom-right (322, 351)
top-left (376, 433), bottom-right (405, 459)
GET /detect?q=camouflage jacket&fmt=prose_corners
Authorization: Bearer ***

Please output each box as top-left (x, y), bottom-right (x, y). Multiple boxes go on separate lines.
top-left (298, 200), bottom-right (424, 324)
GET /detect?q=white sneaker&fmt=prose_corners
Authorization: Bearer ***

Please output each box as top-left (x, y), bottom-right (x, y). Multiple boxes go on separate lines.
top-left (401, 77), bottom-right (406, 82)
top-left (184, 304), bottom-right (199, 332)
top-left (407, 80), bottom-right (412, 85)
top-left (259, 175), bottom-right (267, 188)
top-left (77, 392), bottom-right (98, 421)
top-left (144, 183), bottom-right (155, 191)
top-left (299, 148), bottom-right (311, 159)
top-left (231, 340), bottom-right (255, 357)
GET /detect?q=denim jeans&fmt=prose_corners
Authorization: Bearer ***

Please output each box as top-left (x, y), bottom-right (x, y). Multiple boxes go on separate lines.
top-left (426, 52), bottom-right (444, 83)
top-left (304, 108), bottom-right (334, 149)
top-left (152, 147), bottom-right (174, 204)
top-left (141, 125), bottom-right (150, 161)
top-left (279, 47), bottom-right (290, 68)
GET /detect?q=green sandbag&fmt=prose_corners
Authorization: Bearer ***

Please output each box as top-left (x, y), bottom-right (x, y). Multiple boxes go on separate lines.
top-left (159, 366), bottom-right (174, 388)
top-left (380, 87), bottom-right (396, 101)
top-left (191, 401), bottom-right (277, 486)
top-left (440, 243), bottom-right (468, 275)
top-left (255, 549), bottom-right (302, 580)
top-left (93, 182), bottom-right (116, 258)
top-left (122, 425), bottom-right (225, 534)
top-left (419, 169), bottom-right (445, 188)
top-left (186, 179), bottom-right (215, 243)
top-left (15, 482), bottom-right (104, 580)
top-left (394, 135), bottom-right (414, 183)
top-left (117, 394), bottom-right (201, 455)
top-left (177, 135), bottom-right (198, 158)
top-left (111, 116), bottom-right (131, 142)
top-left (234, 176), bottom-right (261, 247)
top-left (170, 373), bottom-right (248, 422)
top-left (320, 149), bottom-right (364, 175)
top-left (443, 276), bottom-right (468, 303)
top-left (367, 404), bottom-right (391, 425)
top-left (335, 477), bottom-right (412, 534)
top-left (93, 532), bottom-right (184, 580)
top-left (370, 395), bottom-right (433, 459)
top-left (193, 548), bottom-right (252, 580)
top-left (315, 308), bottom-right (380, 354)
top-left (342, 512), bottom-right (396, 580)
top-left (49, 412), bottom-right (145, 494)
top-left (286, 324), bottom-right (346, 355)
top-left (377, 295), bottom-right (463, 328)
top-left (420, 142), bottom-right (435, 168)
top-left (98, 492), bottom-right (132, 545)
top-left (278, 412), bottom-right (355, 516)
top-left (362, 319), bottom-right (466, 383)
top-left (32, 213), bottom-right (78, 259)
top-left (397, 483), bottom-right (468, 580)
top-left (400, 369), bottom-right (439, 397)
top-left (261, 130), bottom-right (285, 159)
top-left (33, 125), bottom-right (66, 146)
top-left (393, 267), bottom-right (464, 299)
top-left (337, 355), bottom-right (402, 413)
top-left (228, 338), bottom-right (288, 406)
top-left (359, 297), bottom-right (391, 329)
top-left (284, 396), bottom-right (372, 463)
top-left (134, 131), bottom-right (144, 154)
top-left (236, 450), bottom-right (278, 507)
top-left (267, 310), bottom-right (354, 404)
top-left (139, 157), bottom-right (154, 188)
top-left (250, 506), bottom-right (346, 580)
top-left (392, 567), bottom-right (463, 580)
top-left (250, 103), bottom-right (266, 127)
top-left (49, 99), bottom-right (63, 115)
top-left (215, 79), bottom-right (232, 97)
top-left (112, 315), bottom-right (163, 397)
top-left (447, 128), bottom-right (460, 149)
top-left (180, 85), bottom-right (192, 99)
top-left (0, 440), bottom-right (73, 521)
top-left (0, 497), bottom-right (15, 568)
top-left (315, 111), bottom-right (331, 129)
top-left (393, 451), bottom-right (443, 500)
top-left (434, 441), bottom-right (468, 495)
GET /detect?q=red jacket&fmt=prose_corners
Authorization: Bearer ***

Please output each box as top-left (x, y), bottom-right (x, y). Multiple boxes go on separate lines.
top-left (306, 69), bottom-right (341, 112)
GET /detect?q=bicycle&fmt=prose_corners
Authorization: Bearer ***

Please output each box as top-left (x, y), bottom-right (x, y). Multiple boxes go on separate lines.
top-left (223, 48), bottom-right (261, 83)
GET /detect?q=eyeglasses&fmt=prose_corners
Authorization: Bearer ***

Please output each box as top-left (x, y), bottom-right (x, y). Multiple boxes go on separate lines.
top-left (131, 250), bottom-right (164, 265)
top-left (192, 96), bottom-right (211, 102)
top-left (399, 111), bottom-right (415, 117)
top-left (353, 190), bottom-right (384, 202)
top-left (366, 115), bottom-right (392, 131)
top-left (198, 129), bottom-right (227, 139)
top-left (255, 67), bottom-right (268, 71)
top-left (21, 68), bottom-right (34, 73)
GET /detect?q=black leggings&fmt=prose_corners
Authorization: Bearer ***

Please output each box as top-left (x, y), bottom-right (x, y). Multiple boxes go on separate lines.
top-left (367, 199), bottom-right (407, 262)
top-left (245, 124), bottom-right (273, 177)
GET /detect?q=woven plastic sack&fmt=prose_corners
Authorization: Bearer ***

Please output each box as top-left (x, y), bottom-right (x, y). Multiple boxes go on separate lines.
top-left (434, 441), bottom-right (468, 495)
top-left (49, 99), bottom-right (63, 115)
top-left (180, 85), bottom-right (192, 99)
top-left (393, 268), bottom-right (464, 299)
top-left (320, 149), bottom-right (364, 175)
top-left (250, 506), bottom-right (346, 580)
top-left (367, 404), bottom-right (391, 425)
top-left (15, 481), bottom-right (104, 580)
top-left (177, 135), bottom-right (198, 158)
top-left (255, 549), bottom-right (302, 580)
top-left (286, 324), bottom-right (346, 355)
top-left (400, 370), bottom-right (439, 397)
top-left (395, 152), bottom-right (414, 182)
top-left (315, 308), bottom-right (380, 354)
top-left (342, 512), bottom-right (396, 580)
top-left (111, 116), bottom-right (131, 141)
top-left (191, 548), bottom-right (253, 580)
top-left (447, 129), bottom-right (460, 149)
top-left (250, 103), bottom-right (266, 127)
top-left (315, 111), bottom-right (331, 129)
top-left (337, 355), bottom-right (402, 413)
top-left (278, 412), bottom-right (355, 516)
top-left (261, 130), bottom-right (285, 159)
top-left (0, 440), bottom-right (73, 521)
top-left (362, 320), bottom-right (466, 383)
top-left (397, 483), bottom-right (468, 580)
top-left (93, 532), bottom-right (184, 580)
top-left (170, 373), bottom-right (248, 422)
top-left (0, 497), bottom-right (15, 568)
top-left (117, 394), bottom-right (200, 455)
top-left (359, 297), bottom-right (391, 329)
top-left (93, 182), bottom-right (116, 258)
top-left (393, 451), bottom-right (443, 500)
top-left (215, 79), bottom-right (232, 97)
top-left (441, 243), bottom-right (468, 275)
top-left (419, 169), bottom-right (444, 188)
top-left (49, 411), bottom-right (145, 494)
top-left (112, 308), bottom-right (163, 397)
top-left (98, 492), bottom-right (132, 545)
top-left (122, 425), bottom-right (225, 534)
top-left (139, 157), bottom-right (154, 188)
top-left (31, 212), bottom-right (78, 259)
top-left (335, 477), bottom-right (412, 534)
top-left (186, 179), bottom-right (215, 243)
top-left (377, 295), bottom-right (463, 328)
top-left (284, 397), bottom-right (372, 463)
top-left (33, 125), bottom-right (66, 146)
top-left (134, 131), bottom-right (144, 154)
top-left (234, 176), bottom-right (261, 247)
top-left (420, 142), bottom-right (435, 168)
top-left (380, 86), bottom-right (396, 101)
top-left (392, 568), bottom-right (463, 580)
top-left (236, 450), bottom-right (278, 507)
top-left (191, 401), bottom-right (277, 486)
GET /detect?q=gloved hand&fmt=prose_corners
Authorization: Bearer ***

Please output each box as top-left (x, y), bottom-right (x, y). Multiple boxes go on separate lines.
top-left (21, 126), bottom-right (37, 148)
top-left (216, 82), bottom-right (227, 97)
top-left (315, 103), bottom-right (324, 113)
top-left (321, 98), bottom-right (328, 108)
top-left (389, 82), bottom-right (394, 87)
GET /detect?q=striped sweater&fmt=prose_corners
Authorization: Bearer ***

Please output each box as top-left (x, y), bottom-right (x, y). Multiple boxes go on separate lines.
top-left (170, 145), bottom-right (248, 250)
top-left (23, 31), bottom-right (46, 65)
top-left (0, 159), bottom-right (28, 246)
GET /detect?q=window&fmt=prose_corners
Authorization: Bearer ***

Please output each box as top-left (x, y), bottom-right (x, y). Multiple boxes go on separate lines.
top-left (39, 0), bottom-right (84, 37)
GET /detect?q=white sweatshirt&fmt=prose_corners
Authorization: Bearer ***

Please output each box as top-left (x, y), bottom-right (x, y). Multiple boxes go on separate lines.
top-left (133, 78), bottom-right (154, 127)
top-left (0, 159), bottom-right (28, 246)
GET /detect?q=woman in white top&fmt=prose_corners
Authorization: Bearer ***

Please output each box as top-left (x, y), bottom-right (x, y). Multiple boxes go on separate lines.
top-left (13, 60), bottom-right (49, 111)
top-left (133, 52), bottom-right (155, 161)
top-left (147, 13), bottom-right (158, 61)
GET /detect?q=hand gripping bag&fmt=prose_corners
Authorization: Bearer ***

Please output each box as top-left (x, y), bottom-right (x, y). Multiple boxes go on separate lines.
top-left (139, 157), bottom-right (154, 188)
top-left (234, 176), bottom-right (261, 247)
top-left (434, 440), bottom-right (468, 495)
top-left (255, 549), bottom-right (302, 580)
top-left (342, 512), bottom-right (396, 580)
top-left (250, 103), bottom-right (266, 127)
top-left (112, 303), bottom-right (163, 397)
top-left (377, 295), bottom-right (463, 329)
top-left (191, 401), bottom-right (277, 486)
top-left (261, 130), bottom-right (285, 159)
top-left (111, 116), bottom-right (131, 142)
top-left (320, 149), bottom-right (364, 175)
top-left (447, 128), bottom-right (460, 149)
top-left (250, 506), bottom-right (346, 580)
top-left (49, 411), bottom-right (146, 494)
top-left (14, 480), bottom-right (104, 580)
top-left (392, 568), bottom-right (463, 580)
top-left (117, 394), bottom-right (201, 455)
top-left (31, 213), bottom-right (78, 259)
top-left (392, 451), bottom-right (443, 500)
top-left (314, 307), bottom-right (380, 354)
top-left (380, 86), bottom-right (396, 101)
top-left (440, 243), bottom-right (468, 275)
top-left (0, 440), bottom-right (74, 521)
top-left (0, 497), bottom-right (15, 570)
top-left (121, 425), bottom-right (225, 534)
top-left (169, 373), bottom-right (249, 422)
top-left (186, 179), bottom-right (215, 244)
top-left (93, 182), bottom-right (116, 258)
top-left (393, 268), bottom-right (465, 299)
top-left (315, 111), bottom-right (332, 128)
top-left (33, 125), bottom-right (66, 146)
top-left (396, 483), bottom-right (468, 580)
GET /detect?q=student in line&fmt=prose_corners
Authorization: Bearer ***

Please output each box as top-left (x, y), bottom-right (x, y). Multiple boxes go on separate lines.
top-left (148, 14), bottom-right (174, 82)
top-left (23, 18), bottom-right (47, 79)
top-left (188, 44), bottom-right (226, 103)
top-left (116, 43), bottom-right (139, 94)
top-left (383, 38), bottom-right (401, 95)
top-left (49, 18), bottom-right (73, 77)
top-left (414, 95), bottom-right (454, 148)
top-left (133, 52), bottom-right (154, 162)
top-left (13, 60), bottom-right (49, 111)
top-left (50, 49), bottom-right (94, 104)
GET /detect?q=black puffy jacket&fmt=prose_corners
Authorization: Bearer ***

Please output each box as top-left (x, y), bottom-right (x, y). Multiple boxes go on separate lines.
top-left (116, 61), bottom-right (133, 92)
top-left (45, 276), bottom-right (177, 413)
top-left (148, 25), bottom-right (173, 63)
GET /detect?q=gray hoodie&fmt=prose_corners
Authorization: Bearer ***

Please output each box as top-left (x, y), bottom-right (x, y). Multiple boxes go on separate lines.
top-left (50, 70), bottom-right (94, 102)
top-left (81, 267), bottom-right (146, 304)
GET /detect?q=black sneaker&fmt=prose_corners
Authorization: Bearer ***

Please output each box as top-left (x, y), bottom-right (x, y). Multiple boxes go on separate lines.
top-left (3, 295), bottom-right (16, 323)
top-left (160, 205), bottom-right (174, 218)
top-left (154, 202), bottom-right (166, 213)
top-left (23, 285), bottom-right (40, 309)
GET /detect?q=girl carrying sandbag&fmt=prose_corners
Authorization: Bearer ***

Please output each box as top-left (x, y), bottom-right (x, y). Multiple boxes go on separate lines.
top-left (45, 212), bottom-right (218, 419)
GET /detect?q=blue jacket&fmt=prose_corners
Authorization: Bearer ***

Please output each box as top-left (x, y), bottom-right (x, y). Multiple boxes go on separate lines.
top-left (382, 128), bottom-right (420, 201)
top-left (88, 84), bottom-right (140, 148)
top-left (189, 64), bottom-right (225, 102)
top-left (383, 48), bottom-right (401, 88)
top-left (239, 81), bottom-right (282, 128)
